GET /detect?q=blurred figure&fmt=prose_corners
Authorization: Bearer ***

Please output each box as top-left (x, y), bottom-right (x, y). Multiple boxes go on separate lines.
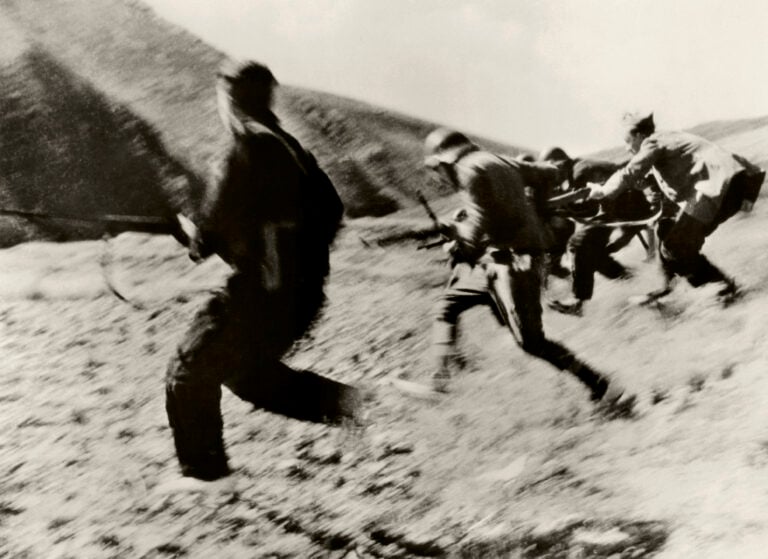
top-left (533, 147), bottom-right (577, 278)
top-left (423, 128), bottom-right (634, 415)
top-left (162, 60), bottom-right (360, 491)
top-left (590, 112), bottom-right (765, 305)
top-left (546, 152), bottom-right (655, 316)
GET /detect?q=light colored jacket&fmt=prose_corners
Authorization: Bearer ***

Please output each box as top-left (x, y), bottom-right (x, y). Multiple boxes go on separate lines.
top-left (450, 150), bottom-right (547, 258)
top-left (601, 131), bottom-right (754, 225)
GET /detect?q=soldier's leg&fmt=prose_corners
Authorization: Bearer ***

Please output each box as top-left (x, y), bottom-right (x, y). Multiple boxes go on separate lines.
top-left (549, 226), bottom-right (607, 315)
top-left (224, 359), bottom-right (361, 425)
top-left (569, 226), bottom-right (608, 301)
top-left (661, 214), bottom-right (731, 288)
top-left (505, 260), bottom-right (622, 402)
top-left (547, 217), bottom-right (576, 278)
top-left (432, 262), bottom-right (492, 390)
top-left (592, 227), bottom-right (629, 280)
top-left (165, 290), bottom-right (233, 481)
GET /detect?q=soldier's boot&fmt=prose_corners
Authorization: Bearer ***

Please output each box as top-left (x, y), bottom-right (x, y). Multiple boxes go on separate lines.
top-left (548, 297), bottom-right (585, 317)
top-left (155, 474), bottom-right (238, 497)
top-left (431, 370), bottom-right (451, 393)
top-left (716, 277), bottom-right (742, 307)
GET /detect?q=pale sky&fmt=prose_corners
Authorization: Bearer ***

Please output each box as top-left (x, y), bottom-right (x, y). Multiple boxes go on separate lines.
top-left (142, 0), bottom-right (768, 155)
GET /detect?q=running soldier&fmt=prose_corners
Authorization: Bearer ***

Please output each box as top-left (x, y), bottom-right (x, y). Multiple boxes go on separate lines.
top-left (423, 128), bottom-right (634, 414)
top-left (543, 149), bottom-right (656, 316)
top-left (162, 60), bottom-right (361, 491)
top-left (589, 112), bottom-right (764, 305)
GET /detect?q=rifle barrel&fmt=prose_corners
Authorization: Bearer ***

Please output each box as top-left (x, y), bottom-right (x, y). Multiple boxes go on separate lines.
top-left (0, 208), bottom-right (176, 234)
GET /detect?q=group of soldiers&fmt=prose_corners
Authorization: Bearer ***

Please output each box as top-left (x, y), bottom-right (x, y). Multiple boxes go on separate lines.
top-left (158, 58), bottom-right (764, 492)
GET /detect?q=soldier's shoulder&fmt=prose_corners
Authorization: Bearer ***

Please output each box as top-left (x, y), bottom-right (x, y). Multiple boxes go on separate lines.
top-left (241, 121), bottom-right (280, 143)
top-left (461, 149), bottom-right (497, 167)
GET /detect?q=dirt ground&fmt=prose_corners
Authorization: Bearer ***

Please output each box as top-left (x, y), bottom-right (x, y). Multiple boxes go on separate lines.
top-left (1, 205), bottom-right (768, 558)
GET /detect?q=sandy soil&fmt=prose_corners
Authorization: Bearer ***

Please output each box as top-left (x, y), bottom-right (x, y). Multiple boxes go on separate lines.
top-left (1, 207), bottom-right (768, 558)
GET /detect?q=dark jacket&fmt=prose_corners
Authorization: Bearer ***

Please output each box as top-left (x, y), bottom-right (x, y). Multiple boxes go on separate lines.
top-left (572, 158), bottom-right (652, 220)
top-left (196, 117), bottom-right (343, 294)
top-left (449, 151), bottom-right (548, 259)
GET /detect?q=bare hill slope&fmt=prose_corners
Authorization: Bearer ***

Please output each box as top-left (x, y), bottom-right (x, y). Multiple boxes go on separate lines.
top-left (588, 114), bottom-right (768, 168)
top-left (0, 0), bottom-right (525, 248)
top-left (1, 189), bottom-right (768, 558)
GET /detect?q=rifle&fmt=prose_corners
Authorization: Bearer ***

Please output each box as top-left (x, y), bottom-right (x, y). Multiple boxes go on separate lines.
top-left (416, 190), bottom-right (441, 230)
top-left (415, 190), bottom-right (449, 250)
top-left (0, 207), bottom-right (195, 306)
top-left (0, 207), bottom-right (180, 236)
top-left (546, 187), bottom-right (591, 209)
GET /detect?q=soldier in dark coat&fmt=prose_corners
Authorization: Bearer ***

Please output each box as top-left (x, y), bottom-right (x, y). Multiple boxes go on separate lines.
top-left (423, 128), bottom-right (634, 415)
top-left (546, 154), bottom-right (656, 316)
top-left (162, 60), bottom-right (360, 491)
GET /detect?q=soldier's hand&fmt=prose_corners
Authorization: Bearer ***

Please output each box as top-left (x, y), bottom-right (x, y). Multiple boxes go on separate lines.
top-left (436, 219), bottom-right (454, 237)
top-left (173, 214), bottom-right (197, 246)
top-left (442, 239), bottom-right (458, 254)
top-left (587, 182), bottom-right (606, 201)
top-left (642, 187), bottom-right (662, 207)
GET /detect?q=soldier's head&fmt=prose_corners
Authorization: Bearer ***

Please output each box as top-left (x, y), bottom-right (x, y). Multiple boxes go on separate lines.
top-left (539, 146), bottom-right (573, 183)
top-left (622, 111), bottom-right (655, 154)
top-left (216, 59), bottom-right (277, 130)
top-left (423, 128), bottom-right (478, 190)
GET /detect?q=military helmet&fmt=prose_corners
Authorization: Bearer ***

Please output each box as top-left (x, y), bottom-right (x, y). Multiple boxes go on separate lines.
top-left (424, 128), bottom-right (477, 168)
top-left (538, 146), bottom-right (571, 163)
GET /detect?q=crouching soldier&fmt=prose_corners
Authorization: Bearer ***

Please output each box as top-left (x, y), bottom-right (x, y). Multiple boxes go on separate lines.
top-left (422, 128), bottom-right (635, 415)
top-left (543, 150), bottom-right (656, 316)
top-left (589, 112), bottom-right (765, 306)
top-left (161, 60), bottom-right (361, 492)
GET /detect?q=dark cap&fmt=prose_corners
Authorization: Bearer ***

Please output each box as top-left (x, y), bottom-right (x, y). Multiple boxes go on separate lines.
top-left (538, 146), bottom-right (571, 163)
top-left (622, 111), bottom-right (655, 135)
top-left (218, 59), bottom-right (277, 87)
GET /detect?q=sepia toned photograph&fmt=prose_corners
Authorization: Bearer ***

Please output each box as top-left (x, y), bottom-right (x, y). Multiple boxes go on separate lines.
top-left (1, 1), bottom-right (767, 557)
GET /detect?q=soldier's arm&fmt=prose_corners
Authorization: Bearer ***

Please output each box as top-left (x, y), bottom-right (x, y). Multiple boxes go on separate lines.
top-left (189, 146), bottom-right (243, 261)
top-left (450, 172), bottom-right (489, 261)
top-left (592, 138), bottom-right (661, 200)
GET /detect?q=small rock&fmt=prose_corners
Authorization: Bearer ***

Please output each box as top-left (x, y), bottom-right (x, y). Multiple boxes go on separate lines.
top-left (476, 455), bottom-right (527, 482)
top-left (363, 475), bottom-right (398, 495)
top-left (687, 373), bottom-right (706, 393)
top-left (398, 531), bottom-right (446, 556)
top-left (528, 515), bottom-right (582, 538)
top-left (278, 459), bottom-right (312, 480)
top-left (299, 440), bottom-right (342, 465)
top-left (650, 387), bottom-right (668, 405)
top-left (379, 441), bottom-right (414, 460)
top-left (572, 527), bottom-right (630, 547)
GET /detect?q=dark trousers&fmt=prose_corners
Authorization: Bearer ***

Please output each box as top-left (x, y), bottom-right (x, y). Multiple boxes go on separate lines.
top-left (432, 253), bottom-right (610, 398)
top-left (656, 168), bottom-right (764, 288)
top-left (547, 216), bottom-right (576, 263)
top-left (657, 213), bottom-right (729, 288)
top-left (568, 225), bottom-right (630, 300)
top-left (165, 273), bottom-right (354, 481)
